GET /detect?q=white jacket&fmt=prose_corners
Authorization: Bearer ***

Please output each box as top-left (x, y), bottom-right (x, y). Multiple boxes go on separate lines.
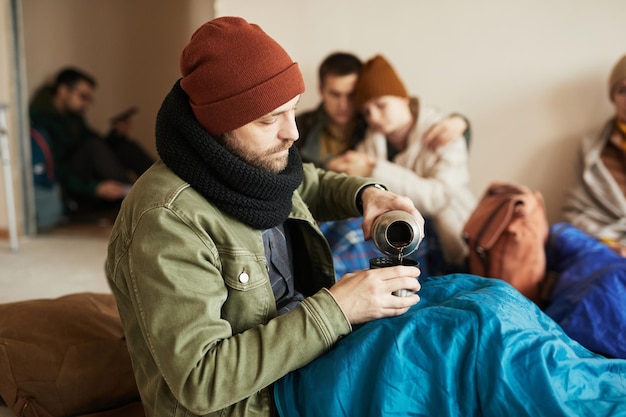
top-left (356, 102), bottom-right (476, 265)
top-left (563, 119), bottom-right (626, 244)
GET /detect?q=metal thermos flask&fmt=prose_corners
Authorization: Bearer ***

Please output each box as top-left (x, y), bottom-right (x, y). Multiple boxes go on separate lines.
top-left (371, 210), bottom-right (422, 259)
top-left (369, 210), bottom-right (422, 296)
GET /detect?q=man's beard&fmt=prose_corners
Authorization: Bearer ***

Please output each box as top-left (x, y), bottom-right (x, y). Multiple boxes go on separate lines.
top-left (218, 133), bottom-right (293, 174)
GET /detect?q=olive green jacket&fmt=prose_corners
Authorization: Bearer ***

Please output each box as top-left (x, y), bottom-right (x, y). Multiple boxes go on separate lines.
top-left (106, 160), bottom-right (374, 417)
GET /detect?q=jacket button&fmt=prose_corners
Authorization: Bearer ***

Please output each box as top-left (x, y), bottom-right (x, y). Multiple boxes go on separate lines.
top-left (239, 272), bottom-right (250, 283)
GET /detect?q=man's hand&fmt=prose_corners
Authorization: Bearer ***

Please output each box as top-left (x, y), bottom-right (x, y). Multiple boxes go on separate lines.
top-left (329, 265), bottom-right (421, 324)
top-left (326, 150), bottom-right (376, 177)
top-left (422, 115), bottom-right (467, 151)
top-left (96, 180), bottom-right (129, 201)
top-left (359, 186), bottom-right (424, 241)
top-left (112, 119), bottom-right (132, 136)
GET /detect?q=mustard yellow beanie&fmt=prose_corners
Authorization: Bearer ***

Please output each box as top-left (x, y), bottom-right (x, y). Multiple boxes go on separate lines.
top-left (353, 55), bottom-right (408, 109)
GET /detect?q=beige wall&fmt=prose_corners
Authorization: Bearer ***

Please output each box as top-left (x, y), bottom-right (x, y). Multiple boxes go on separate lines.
top-left (2, 0), bottom-right (626, 234)
top-left (218, 0), bottom-right (626, 223)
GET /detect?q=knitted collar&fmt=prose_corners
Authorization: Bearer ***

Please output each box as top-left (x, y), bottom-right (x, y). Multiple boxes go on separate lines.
top-left (155, 81), bottom-right (303, 229)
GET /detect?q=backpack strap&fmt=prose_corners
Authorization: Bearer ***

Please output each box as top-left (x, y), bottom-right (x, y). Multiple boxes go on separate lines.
top-left (30, 128), bottom-right (55, 181)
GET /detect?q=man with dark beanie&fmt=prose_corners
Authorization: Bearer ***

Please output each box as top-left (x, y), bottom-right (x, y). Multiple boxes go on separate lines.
top-left (105, 16), bottom-right (423, 417)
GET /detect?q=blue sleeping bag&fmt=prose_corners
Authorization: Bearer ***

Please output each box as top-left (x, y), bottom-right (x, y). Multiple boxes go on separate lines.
top-left (274, 274), bottom-right (626, 417)
top-left (544, 222), bottom-right (626, 359)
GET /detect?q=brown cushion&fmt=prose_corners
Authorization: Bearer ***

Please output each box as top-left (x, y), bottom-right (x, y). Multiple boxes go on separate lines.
top-left (0, 293), bottom-right (144, 417)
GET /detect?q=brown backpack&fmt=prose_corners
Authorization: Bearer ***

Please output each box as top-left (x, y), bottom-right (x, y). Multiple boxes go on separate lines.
top-left (462, 182), bottom-right (549, 304)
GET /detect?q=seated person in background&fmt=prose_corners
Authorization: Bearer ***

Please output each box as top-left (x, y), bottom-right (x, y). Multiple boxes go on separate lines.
top-left (563, 54), bottom-right (626, 257)
top-left (329, 55), bottom-right (476, 269)
top-left (29, 67), bottom-right (153, 221)
top-left (296, 52), bottom-right (366, 168)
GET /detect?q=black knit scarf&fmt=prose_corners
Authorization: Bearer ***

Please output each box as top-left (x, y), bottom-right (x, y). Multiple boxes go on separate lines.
top-left (155, 81), bottom-right (303, 229)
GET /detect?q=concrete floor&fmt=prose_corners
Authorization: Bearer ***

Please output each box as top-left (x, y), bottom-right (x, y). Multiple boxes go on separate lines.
top-left (0, 224), bottom-right (112, 303)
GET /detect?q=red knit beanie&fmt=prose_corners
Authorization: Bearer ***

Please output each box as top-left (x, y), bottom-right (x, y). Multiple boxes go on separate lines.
top-left (180, 16), bottom-right (305, 135)
top-left (353, 55), bottom-right (408, 110)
